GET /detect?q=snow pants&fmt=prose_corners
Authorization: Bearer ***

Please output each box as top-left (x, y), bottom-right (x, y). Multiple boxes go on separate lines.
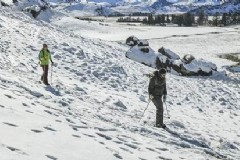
top-left (41, 65), bottom-right (49, 84)
top-left (152, 96), bottom-right (164, 126)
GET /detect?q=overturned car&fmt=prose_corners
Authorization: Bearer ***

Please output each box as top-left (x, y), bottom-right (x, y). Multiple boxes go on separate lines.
top-left (126, 37), bottom-right (217, 76)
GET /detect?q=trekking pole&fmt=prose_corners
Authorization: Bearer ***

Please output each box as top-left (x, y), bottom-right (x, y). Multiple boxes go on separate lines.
top-left (164, 102), bottom-right (170, 119)
top-left (139, 99), bottom-right (151, 122)
top-left (51, 64), bottom-right (53, 84)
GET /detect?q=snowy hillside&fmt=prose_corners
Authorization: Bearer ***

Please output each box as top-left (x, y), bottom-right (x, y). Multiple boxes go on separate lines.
top-left (190, 1), bottom-right (240, 15)
top-left (1, 7), bottom-right (240, 160)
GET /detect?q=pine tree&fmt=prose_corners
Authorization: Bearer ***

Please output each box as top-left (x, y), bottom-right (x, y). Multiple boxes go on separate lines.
top-left (177, 15), bottom-right (184, 26)
top-left (221, 13), bottom-right (227, 26)
top-left (183, 13), bottom-right (193, 26)
top-left (237, 12), bottom-right (240, 24)
top-left (148, 14), bottom-right (154, 24)
top-left (191, 14), bottom-right (195, 24)
top-left (232, 12), bottom-right (237, 24)
top-left (143, 18), bottom-right (148, 24)
top-left (161, 14), bottom-right (166, 23)
top-left (227, 13), bottom-right (232, 25)
top-left (155, 15), bottom-right (162, 24)
top-left (204, 15), bottom-right (209, 25)
top-left (171, 15), bottom-right (176, 23)
top-left (212, 12), bottom-right (220, 26)
top-left (197, 9), bottom-right (205, 25)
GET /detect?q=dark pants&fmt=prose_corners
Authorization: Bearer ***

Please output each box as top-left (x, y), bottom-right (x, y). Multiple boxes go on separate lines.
top-left (152, 96), bottom-right (164, 126)
top-left (41, 65), bottom-right (49, 84)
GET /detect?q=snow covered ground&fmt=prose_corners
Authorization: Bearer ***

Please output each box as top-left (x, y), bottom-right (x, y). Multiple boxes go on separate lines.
top-left (53, 15), bottom-right (240, 66)
top-left (0, 7), bottom-right (240, 160)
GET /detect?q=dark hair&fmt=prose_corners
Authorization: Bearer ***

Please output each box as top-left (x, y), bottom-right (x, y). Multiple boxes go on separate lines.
top-left (159, 68), bottom-right (167, 75)
top-left (153, 70), bottom-right (159, 76)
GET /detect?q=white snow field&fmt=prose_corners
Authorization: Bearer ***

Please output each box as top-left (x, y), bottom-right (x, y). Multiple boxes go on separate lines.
top-left (0, 8), bottom-right (240, 160)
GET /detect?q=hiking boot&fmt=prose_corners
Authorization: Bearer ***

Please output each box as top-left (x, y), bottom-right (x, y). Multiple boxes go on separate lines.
top-left (44, 82), bottom-right (50, 85)
top-left (161, 124), bottom-right (166, 129)
top-left (155, 123), bottom-right (166, 129)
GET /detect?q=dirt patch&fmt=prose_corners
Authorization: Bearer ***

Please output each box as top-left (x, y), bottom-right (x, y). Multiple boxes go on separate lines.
top-left (219, 53), bottom-right (240, 72)
top-left (219, 53), bottom-right (240, 64)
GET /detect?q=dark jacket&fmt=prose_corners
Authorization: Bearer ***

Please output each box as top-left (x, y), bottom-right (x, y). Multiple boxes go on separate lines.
top-left (148, 72), bottom-right (167, 96)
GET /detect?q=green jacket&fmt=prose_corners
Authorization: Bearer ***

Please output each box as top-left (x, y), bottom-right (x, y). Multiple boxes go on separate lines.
top-left (39, 49), bottom-right (52, 65)
top-left (148, 74), bottom-right (167, 96)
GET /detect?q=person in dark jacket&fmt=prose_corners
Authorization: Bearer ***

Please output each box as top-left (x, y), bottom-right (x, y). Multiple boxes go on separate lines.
top-left (39, 44), bottom-right (53, 85)
top-left (148, 68), bottom-right (167, 128)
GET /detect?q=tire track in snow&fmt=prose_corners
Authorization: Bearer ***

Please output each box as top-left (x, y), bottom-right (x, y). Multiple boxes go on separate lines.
top-left (142, 30), bottom-right (239, 41)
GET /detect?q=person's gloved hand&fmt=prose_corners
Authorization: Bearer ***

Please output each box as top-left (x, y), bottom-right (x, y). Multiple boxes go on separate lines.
top-left (51, 61), bottom-right (54, 66)
top-left (163, 95), bottom-right (167, 102)
top-left (149, 95), bottom-right (154, 100)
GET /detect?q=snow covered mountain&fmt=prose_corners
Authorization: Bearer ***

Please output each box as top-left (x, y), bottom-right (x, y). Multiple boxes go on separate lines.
top-left (0, 6), bottom-right (240, 160)
top-left (190, 1), bottom-right (240, 15)
top-left (2, 0), bottom-right (239, 15)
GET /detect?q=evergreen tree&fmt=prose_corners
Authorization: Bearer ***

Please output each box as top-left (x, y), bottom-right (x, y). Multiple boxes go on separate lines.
top-left (171, 15), bottom-right (176, 23)
top-left (232, 12), bottom-right (237, 24)
top-left (227, 13), bottom-right (232, 25)
top-left (137, 17), bottom-right (141, 22)
top-left (183, 13), bottom-right (193, 26)
top-left (148, 14), bottom-right (154, 24)
top-left (176, 15), bottom-right (184, 26)
top-left (221, 13), bottom-right (227, 26)
top-left (237, 12), bottom-right (240, 24)
top-left (191, 14), bottom-right (195, 24)
top-left (212, 12), bottom-right (220, 26)
top-left (197, 9), bottom-right (205, 25)
top-left (143, 18), bottom-right (148, 24)
top-left (161, 14), bottom-right (166, 23)
top-left (204, 15), bottom-right (209, 25)
top-left (155, 15), bottom-right (162, 24)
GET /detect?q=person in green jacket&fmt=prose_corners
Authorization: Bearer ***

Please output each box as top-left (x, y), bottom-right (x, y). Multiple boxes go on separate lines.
top-left (148, 68), bottom-right (167, 128)
top-left (39, 44), bottom-right (54, 85)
